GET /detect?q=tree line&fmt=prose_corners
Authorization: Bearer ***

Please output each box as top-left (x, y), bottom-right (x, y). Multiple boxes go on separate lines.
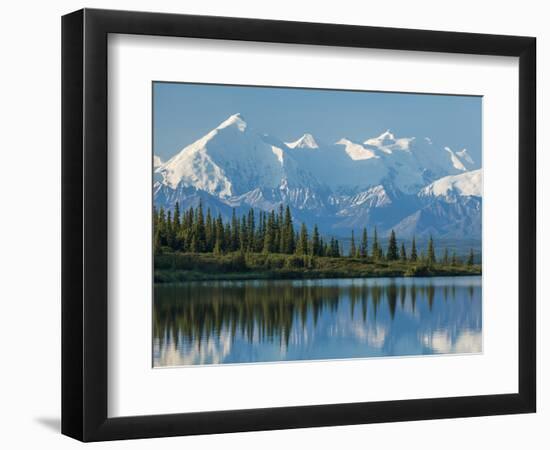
top-left (153, 202), bottom-right (476, 266)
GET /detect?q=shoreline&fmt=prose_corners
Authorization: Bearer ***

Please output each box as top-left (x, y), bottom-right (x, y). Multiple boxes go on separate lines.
top-left (154, 267), bottom-right (481, 284)
top-left (154, 252), bottom-right (481, 283)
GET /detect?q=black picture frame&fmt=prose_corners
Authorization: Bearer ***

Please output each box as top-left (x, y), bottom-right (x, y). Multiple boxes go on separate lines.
top-left (62, 8), bottom-right (536, 442)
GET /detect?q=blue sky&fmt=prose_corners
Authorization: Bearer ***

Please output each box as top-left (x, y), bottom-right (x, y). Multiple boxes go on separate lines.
top-left (153, 82), bottom-right (482, 163)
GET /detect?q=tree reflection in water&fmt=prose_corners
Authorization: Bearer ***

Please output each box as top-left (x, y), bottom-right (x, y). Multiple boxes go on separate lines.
top-left (153, 277), bottom-right (481, 366)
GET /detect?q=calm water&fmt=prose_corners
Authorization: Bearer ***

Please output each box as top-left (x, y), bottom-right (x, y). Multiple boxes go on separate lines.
top-left (153, 276), bottom-right (482, 367)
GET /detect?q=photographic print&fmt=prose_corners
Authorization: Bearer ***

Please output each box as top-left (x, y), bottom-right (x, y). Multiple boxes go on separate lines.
top-left (152, 83), bottom-right (482, 367)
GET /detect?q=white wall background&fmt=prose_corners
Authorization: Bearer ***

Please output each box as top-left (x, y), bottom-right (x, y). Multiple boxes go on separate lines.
top-left (0, 0), bottom-right (546, 448)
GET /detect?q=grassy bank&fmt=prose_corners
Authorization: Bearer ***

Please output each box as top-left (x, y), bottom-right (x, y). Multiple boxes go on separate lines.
top-left (154, 251), bottom-right (481, 283)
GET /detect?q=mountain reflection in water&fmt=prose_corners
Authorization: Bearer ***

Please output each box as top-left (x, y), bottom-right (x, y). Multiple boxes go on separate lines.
top-left (153, 276), bottom-right (481, 367)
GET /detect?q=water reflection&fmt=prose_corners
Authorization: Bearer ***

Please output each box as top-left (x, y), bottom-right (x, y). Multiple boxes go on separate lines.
top-left (153, 276), bottom-right (482, 367)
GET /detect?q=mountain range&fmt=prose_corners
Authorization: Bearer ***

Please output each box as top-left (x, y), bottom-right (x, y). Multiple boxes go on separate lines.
top-left (153, 113), bottom-right (482, 240)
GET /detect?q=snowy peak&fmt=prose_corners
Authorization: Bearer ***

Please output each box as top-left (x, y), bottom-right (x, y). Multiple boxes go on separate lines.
top-left (419, 169), bottom-right (482, 200)
top-left (444, 146), bottom-right (476, 172)
top-left (456, 149), bottom-right (474, 164)
top-left (216, 113), bottom-right (247, 132)
top-left (156, 113), bottom-right (324, 199)
top-left (379, 129), bottom-right (395, 142)
top-left (363, 130), bottom-right (414, 154)
top-left (364, 129), bottom-right (395, 148)
top-left (153, 155), bottom-right (163, 168)
top-left (155, 113), bottom-right (254, 195)
top-left (444, 147), bottom-right (467, 171)
top-left (286, 133), bottom-right (319, 149)
top-left (336, 138), bottom-right (378, 160)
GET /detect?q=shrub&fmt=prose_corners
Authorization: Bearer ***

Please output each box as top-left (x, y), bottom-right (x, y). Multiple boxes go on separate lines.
top-left (404, 264), bottom-right (430, 277)
top-left (284, 255), bottom-right (304, 269)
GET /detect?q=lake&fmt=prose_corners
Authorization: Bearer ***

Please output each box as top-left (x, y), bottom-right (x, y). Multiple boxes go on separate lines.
top-left (153, 276), bottom-right (482, 367)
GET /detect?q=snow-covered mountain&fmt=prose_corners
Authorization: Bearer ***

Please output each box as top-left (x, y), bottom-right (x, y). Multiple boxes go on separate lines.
top-left (419, 169), bottom-right (482, 200)
top-left (389, 170), bottom-right (482, 239)
top-left (157, 114), bottom-right (322, 197)
top-left (285, 133), bottom-right (319, 149)
top-left (153, 155), bottom-right (163, 168)
top-left (154, 114), bottom-right (482, 239)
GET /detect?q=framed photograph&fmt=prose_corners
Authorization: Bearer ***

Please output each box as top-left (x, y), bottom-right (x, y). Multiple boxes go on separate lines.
top-left (62, 8), bottom-right (536, 441)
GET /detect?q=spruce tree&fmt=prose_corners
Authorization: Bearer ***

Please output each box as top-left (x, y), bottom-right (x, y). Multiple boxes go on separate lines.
top-left (318, 237), bottom-right (325, 257)
top-left (467, 248), bottom-right (475, 266)
top-left (282, 206), bottom-right (294, 254)
top-left (443, 248), bottom-right (449, 265)
top-left (387, 229), bottom-right (399, 261)
top-left (327, 237), bottom-right (335, 257)
top-left (410, 236), bottom-right (418, 262)
top-left (213, 238), bottom-right (222, 255)
top-left (360, 227), bottom-right (368, 258)
top-left (173, 202), bottom-right (181, 235)
top-left (173, 206), bottom-right (184, 251)
top-left (269, 210), bottom-right (277, 252)
top-left (334, 239), bottom-right (342, 258)
top-left (196, 202), bottom-right (206, 252)
top-left (166, 210), bottom-right (174, 248)
top-left (230, 209), bottom-right (240, 251)
top-left (224, 222), bottom-right (231, 252)
top-left (297, 223), bottom-right (309, 256)
top-left (427, 235), bottom-right (436, 266)
top-left (205, 208), bottom-right (213, 252)
top-left (311, 225), bottom-right (321, 256)
top-left (183, 208), bottom-right (193, 250)
top-left (247, 208), bottom-right (255, 252)
top-left (400, 243), bottom-right (407, 261)
top-left (277, 204), bottom-right (284, 252)
top-left (187, 206), bottom-right (194, 230)
top-left (158, 206), bottom-right (167, 247)
top-left (190, 232), bottom-right (199, 253)
top-left (153, 206), bottom-right (159, 229)
top-left (349, 230), bottom-right (357, 258)
top-left (153, 228), bottom-right (162, 255)
top-left (372, 227), bottom-right (380, 261)
top-left (215, 215), bottom-right (225, 253)
top-left (239, 216), bottom-right (248, 252)
top-left (263, 211), bottom-right (275, 254)
top-left (451, 251), bottom-right (458, 266)
top-left (274, 227), bottom-right (281, 254)
top-left (256, 212), bottom-right (265, 252)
